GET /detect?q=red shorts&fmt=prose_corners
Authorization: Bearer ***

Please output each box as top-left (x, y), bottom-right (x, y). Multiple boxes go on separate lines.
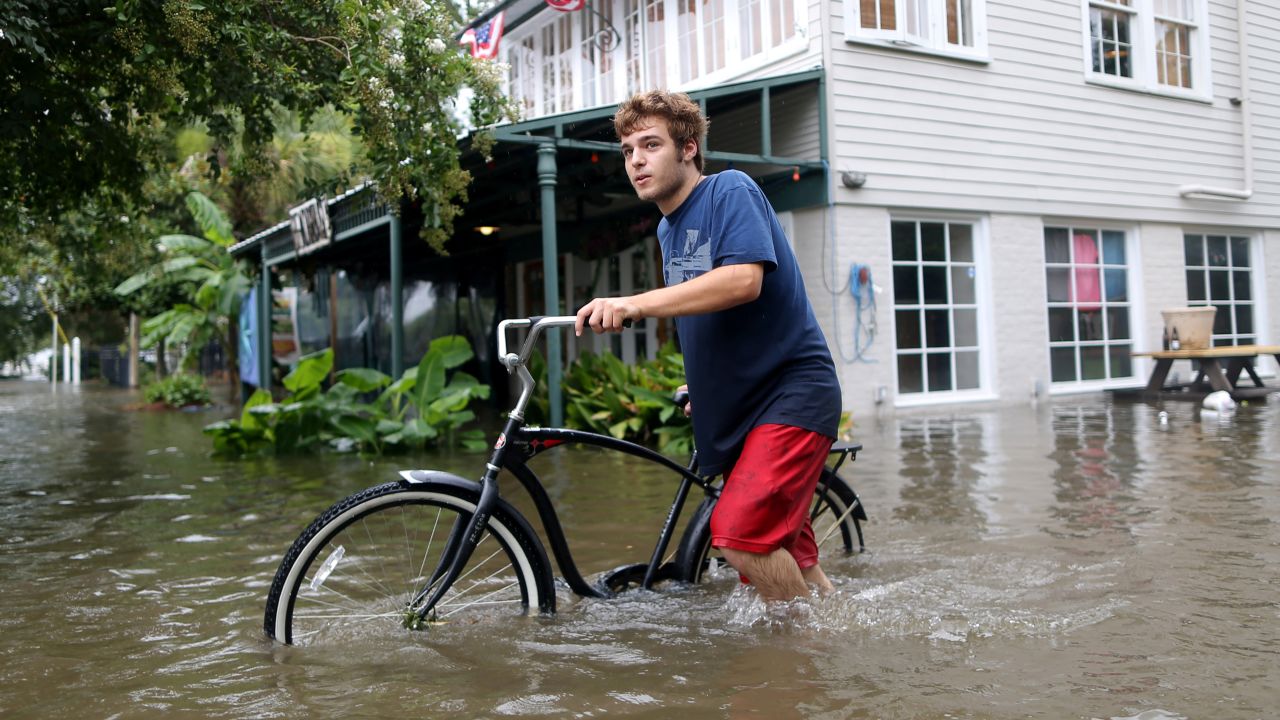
top-left (709, 423), bottom-right (833, 571)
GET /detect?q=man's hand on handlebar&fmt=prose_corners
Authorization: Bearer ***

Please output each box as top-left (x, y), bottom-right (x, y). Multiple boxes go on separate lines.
top-left (674, 384), bottom-right (692, 417)
top-left (575, 297), bottom-right (641, 336)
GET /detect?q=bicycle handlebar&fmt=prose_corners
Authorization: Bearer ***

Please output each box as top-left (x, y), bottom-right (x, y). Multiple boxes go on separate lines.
top-left (497, 315), bottom-right (578, 370)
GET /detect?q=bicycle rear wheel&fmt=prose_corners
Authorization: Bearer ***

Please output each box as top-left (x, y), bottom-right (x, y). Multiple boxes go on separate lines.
top-left (264, 479), bottom-right (555, 646)
top-left (673, 468), bottom-right (866, 584)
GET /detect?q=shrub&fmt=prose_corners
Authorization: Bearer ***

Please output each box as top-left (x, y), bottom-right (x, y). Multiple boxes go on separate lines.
top-left (144, 374), bottom-right (212, 408)
top-left (204, 335), bottom-right (490, 457)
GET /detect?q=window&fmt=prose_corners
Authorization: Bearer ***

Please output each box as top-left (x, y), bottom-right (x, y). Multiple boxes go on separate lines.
top-left (503, 0), bottom-right (806, 117)
top-left (1083, 0), bottom-right (1210, 97)
top-left (580, 1), bottom-right (618, 107)
top-left (1184, 234), bottom-right (1255, 346)
top-left (509, 37), bottom-right (537, 118)
top-left (892, 220), bottom-right (983, 396)
top-left (847, 0), bottom-right (987, 58)
top-left (1044, 227), bottom-right (1134, 385)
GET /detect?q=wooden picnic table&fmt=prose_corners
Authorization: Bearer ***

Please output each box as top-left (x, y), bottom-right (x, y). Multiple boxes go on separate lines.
top-left (1131, 344), bottom-right (1280, 399)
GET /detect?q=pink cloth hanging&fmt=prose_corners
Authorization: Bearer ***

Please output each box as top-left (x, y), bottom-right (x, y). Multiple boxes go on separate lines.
top-left (1073, 233), bottom-right (1102, 311)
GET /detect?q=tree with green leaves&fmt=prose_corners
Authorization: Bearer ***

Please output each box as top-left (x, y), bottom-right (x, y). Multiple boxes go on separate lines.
top-left (114, 192), bottom-right (250, 398)
top-left (2, 0), bottom-right (514, 252)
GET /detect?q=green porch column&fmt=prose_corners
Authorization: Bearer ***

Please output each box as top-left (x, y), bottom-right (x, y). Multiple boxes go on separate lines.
top-left (537, 143), bottom-right (564, 426)
top-left (390, 212), bottom-right (404, 378)
top-left (258, 245), bottom-right (272, 393)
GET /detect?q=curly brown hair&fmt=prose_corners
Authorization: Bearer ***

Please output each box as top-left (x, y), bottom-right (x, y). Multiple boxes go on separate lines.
top-left (613, 90), bottom-right (709, 172)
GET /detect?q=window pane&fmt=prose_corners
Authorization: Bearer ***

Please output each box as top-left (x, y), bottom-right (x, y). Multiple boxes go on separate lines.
top-left (1101, 231), bottom-right (1126, 264)
top-left (927, 352), bottom-right (952, 392)
top-left (1073, 230), bottom-right (1100, 264)
top-left (954, 308), bottom-right (977, 346)
top-left (922, 266), bottom-right (947, 304)
top-left (892, 221), bottom-right (917, 261)
top-left (950, 223), bottom-right (974, 261)
top-left (1207, 236), bottom-right (1228, 266)
top-left (1075, 265), bottom-right (1102, 309)
top-left (1045, 227), bottom-right (1070, 262)
top-left (1104, 268), bottom-right (1127, 302)
top-left (1209, 270), bottom-right (1230, 301)
top-left (1186, 270), bottom-right (1206, 301)
top-left (1229, 236), bottom-right (1249, 266)
top-left (1046, 268), bottom-right (1071, 302)
top-left (1080, 345), bottom-right (1106, 380)
top-left (898, 354), bottom-right (923, 393)
top-left (862, 0), bottom-right (897, 31)
top-left (950, 266), bottom-right (975, 304)
top-left (1184, 235), bottom-right (1204, 265)
top-left (921, 223), bottom-right (946, 261)
top-left (1109, 345), bottom-right (1132, 378)
top-left (1213, 304), bottom-right (1230, 334)
top-left (1078, 310), bottom-right (1105, 342)
top-left (924, 309), bottom-right (950, 348)
top-left (1236, 304), bottom-right (1253, 334)
top-left (955, 350), bottom-right (979, 390)
top-left (1107, 307), bottom-right (1130, 340)
top-left (894, 265), bottom-right (919, 304)
top-left (1233, 270), bottom-right (1251, 300)
top-left (1049, 308), bottom-right (1075, 342)
top-left (1051, 347), bottom-right (1077, 382)
top-left (1092, 8), bottom-right (1133, 78)
top-left (896, 310), bottom-right (922, 349)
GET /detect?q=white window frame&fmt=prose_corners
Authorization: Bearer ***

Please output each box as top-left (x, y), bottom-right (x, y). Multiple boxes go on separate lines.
top-left (1043, 222), bottom-right (1146, 395)
top-left (1078, 0), bottom-right (1214, 102)
top-left (1181, 230), bottom-right (1264, 348)
top-left (844, 0), bottom-right (990, 63)
top-left (888, 214), bottom-right (996, 408)
top-left (501, 0), bottom-right (808, 118)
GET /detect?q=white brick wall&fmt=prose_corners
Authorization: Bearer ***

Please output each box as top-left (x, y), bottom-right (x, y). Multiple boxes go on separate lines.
top-left (795, 204), bottom-right (895, 421)
top-left (1138, 223), bottom-right (1195, 382)
top-left (988, 214), bottom-right (1050, 404)
top-left (1265, 228), bottom-right (1280, 376)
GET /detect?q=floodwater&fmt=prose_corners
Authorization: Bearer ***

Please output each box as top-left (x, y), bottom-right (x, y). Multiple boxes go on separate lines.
top-left (1, 379), bottom-right (1277, 719)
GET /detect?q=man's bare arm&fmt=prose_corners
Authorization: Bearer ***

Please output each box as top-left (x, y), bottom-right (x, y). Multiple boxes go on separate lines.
top-left (574, 262), bottom-right (764, 335)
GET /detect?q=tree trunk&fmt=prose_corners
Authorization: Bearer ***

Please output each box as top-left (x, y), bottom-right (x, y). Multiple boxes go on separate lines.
top-left (156, 337), bottom-right (167, 379)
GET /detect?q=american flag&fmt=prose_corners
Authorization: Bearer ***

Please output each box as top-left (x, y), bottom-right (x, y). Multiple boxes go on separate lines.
top-left (459, 11), bottom-right (506, 59)
top-left (546, 0), bottom-right (586, 11)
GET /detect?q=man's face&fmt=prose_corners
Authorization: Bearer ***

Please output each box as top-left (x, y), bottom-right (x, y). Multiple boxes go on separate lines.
top-left (619, 117), bottom-right (696, 205)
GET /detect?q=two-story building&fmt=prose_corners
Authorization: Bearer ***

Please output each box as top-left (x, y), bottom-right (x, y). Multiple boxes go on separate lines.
top-left (474, 0), bottom-right (1279, 415)
top-left (232, 0), bottom-right (1278, 421)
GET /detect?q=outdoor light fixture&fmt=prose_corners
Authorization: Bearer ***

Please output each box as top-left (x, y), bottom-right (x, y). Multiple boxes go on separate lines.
top-left (475, 226), bottom-right (500, 236)
top-left (840, 171), bottom-right (867, 189)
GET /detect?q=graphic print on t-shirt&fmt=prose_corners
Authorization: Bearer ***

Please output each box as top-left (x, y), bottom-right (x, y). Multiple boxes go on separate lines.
top-left (665, 228), bottom-right (712, 285)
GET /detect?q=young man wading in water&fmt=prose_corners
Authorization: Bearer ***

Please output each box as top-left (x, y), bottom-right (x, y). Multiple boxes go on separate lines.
top-left (575, 90), bottom-right (842, 602)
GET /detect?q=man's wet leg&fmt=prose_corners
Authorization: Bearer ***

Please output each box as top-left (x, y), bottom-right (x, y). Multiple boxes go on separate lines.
top-left (720, 547), bottom-right (809, 602)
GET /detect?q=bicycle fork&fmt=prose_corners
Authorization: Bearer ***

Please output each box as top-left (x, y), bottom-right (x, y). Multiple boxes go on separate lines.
top-left (406, 427), bottom-right (515, 627)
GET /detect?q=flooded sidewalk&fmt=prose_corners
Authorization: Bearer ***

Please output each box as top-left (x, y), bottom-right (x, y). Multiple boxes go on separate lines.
top-left (1, 379), bottom-right (1276, 719)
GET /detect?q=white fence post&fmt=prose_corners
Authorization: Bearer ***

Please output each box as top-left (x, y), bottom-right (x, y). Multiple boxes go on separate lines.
top-left (72, 337), bottom-right (81, 385)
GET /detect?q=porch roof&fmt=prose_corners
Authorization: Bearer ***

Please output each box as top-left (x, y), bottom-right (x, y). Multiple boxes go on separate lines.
top-left (230, 67), bottom-right (828, 267)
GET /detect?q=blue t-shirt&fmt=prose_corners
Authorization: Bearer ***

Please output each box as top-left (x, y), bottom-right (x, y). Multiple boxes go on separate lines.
top-left (657, 170), bottom-right (841, 477)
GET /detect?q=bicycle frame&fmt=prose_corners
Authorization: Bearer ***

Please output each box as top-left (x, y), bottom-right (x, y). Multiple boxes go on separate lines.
top-left (410, 316), bottom-right (713, 620)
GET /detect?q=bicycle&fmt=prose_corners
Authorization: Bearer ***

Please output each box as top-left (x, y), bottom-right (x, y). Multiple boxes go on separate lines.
top-left (264, 315), bottom-right (868, 645)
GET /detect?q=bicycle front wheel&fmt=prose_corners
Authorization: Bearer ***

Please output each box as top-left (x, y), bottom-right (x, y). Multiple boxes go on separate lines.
top-left (264, 479), bottom-right (555, 646)
top-left (674, 468), bottom-right (867, 585)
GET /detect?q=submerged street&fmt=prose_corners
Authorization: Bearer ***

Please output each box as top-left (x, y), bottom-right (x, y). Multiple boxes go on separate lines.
top-left (1, 380), bottom-right (1276, 719)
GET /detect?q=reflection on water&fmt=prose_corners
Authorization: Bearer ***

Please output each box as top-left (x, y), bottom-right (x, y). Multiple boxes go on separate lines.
top-left (1, 381), bottom-right (1278, 718)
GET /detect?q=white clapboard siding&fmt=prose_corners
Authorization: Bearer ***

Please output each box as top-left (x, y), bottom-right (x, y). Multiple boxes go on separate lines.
top-left (826, 0), bottom-right (1280, 226)
top-left (705, 83), bottom-right (822, 160)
